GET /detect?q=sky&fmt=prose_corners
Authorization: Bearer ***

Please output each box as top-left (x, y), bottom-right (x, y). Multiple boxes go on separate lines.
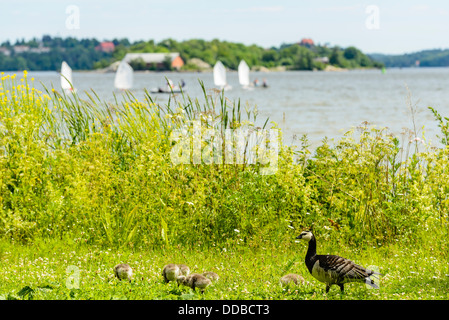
top-left (0, 0), bottom-right (448, 54)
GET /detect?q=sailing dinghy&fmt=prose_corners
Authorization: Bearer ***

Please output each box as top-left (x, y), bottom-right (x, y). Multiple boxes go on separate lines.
top-left (238, 60), bottom-right (252, 89)
top-left (114, 60), bottom-right (134, 90)
top-left (60, 61), bottom-right (75, 93)
top-left (213, 61), bottom-right (231, 91)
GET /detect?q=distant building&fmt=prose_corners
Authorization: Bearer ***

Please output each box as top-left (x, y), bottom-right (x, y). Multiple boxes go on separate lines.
top-left (13, 45), bottom-right (30, 53)
top-left (123, 52), bottom-right (184, 70)
top-left (10, 44), bottom-right (50, 55)
top-left (29, 46), bottom-right (51, 54)
top-left (299, 38), bottom-right (314, 47)
top-left (0, 47), bottom-right (11, 56)
top-left (95, 41), bottom-right (115, 53)
top-left (171, 55), bottom-right (184, 69)
top-left (313, 56), bottom-right (329, 64)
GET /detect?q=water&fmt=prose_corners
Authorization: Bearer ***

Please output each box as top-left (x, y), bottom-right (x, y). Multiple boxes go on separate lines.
top-left (16, 67), bottom-right (449, 148)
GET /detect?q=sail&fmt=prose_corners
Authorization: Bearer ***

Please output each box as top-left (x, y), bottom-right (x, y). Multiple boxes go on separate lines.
top-left (238, 60), bottom-right (250, 86)
top-left (60, 61), bottom-right (73, 90)
top-left (213, 61), bottom-right (227, 87)
top-left (114, 60), bottom-right (134, 90)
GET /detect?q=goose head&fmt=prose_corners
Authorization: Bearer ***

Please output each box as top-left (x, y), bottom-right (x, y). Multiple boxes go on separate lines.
top-left (296, 230), bottom-right (314, 242)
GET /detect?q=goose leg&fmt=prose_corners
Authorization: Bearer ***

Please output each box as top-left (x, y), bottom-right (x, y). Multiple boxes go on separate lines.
top-left (325, 284), bottom-right (330, 293)
top-left (339, 284), bottom-right (344, 292)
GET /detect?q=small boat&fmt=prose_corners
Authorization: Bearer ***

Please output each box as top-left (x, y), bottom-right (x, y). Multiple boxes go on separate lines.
top-left (213, 61), bottom-right (231, 91)
top-left (150, 79), bottom-right (186, 94)
top-left (253, 78), bottom-right (269, 88)
top-left (114, 60), bottom-right (134, 90)
top-left (60, 61), bottom-right (75, 93)
top-left (238, 60), bottom-right (253, 90)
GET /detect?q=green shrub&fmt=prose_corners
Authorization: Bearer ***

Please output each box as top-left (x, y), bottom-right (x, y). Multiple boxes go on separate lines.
top-left (0, 72), bottom-right (447, 251)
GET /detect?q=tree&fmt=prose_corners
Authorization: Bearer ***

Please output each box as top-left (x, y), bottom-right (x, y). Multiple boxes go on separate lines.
top-left (329, 48), bottom-right (343, 66)
top-left (343, 46), bottom-right (359, 60)
top-left (129, 58), bottom-right (146, 70)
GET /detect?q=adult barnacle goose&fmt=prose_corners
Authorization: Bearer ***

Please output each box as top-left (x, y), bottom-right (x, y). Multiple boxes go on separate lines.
top-left (296, 230), bottom-right (381, 293)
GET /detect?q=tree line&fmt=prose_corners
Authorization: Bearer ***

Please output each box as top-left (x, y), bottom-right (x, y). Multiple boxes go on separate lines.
top-left (369, 49), bottom-right (449, 68)
top-left (0, 35), bottom-right (384, 71)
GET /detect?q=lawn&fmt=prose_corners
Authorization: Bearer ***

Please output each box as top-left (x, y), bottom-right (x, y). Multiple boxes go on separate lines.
top-left (0, 72), bottom-right (448, 303)
top-left (0, 236), bottom-right (447, 300)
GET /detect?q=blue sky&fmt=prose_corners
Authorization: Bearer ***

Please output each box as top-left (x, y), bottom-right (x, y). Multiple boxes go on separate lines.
top-left (1, 0), bottom-right (448, 54)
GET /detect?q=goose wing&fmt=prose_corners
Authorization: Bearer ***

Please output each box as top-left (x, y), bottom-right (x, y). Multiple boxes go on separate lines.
top-left (317, 255), bottom-right (371, 281)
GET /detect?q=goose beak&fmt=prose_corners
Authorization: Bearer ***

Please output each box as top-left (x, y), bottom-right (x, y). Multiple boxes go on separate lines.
top-left (296, 234), bottom-right (303, 240)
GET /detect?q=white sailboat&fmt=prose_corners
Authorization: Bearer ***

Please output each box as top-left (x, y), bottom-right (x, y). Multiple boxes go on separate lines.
top-left (213, 61), bottom-right (231, 91)
top-left (114, 60), bottom-right (134, 90)
top-left (60, 61), bottom-right (75, 93)
top-left (238, 60), bottom-right (252, 89)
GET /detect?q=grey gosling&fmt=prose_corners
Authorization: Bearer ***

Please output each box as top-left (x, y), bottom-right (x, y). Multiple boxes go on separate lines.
top-left (280, 273), bottom-right (305, 287)
top-left (177, 273), bottom-right (212, 293)
top-left (162, 263), bottom-right (180, 283)
top-left (296, 230), bottom-right (382, 293)
top-left (202, 271), bottom-right (219, 282)
top-left (177, 264), bottom-right (191, 277)
top-left (113, 263), bottom-right (133, 282)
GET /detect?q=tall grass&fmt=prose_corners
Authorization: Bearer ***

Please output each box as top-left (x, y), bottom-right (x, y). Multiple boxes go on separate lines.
top-left (0, 71), bottom-right (447, 253)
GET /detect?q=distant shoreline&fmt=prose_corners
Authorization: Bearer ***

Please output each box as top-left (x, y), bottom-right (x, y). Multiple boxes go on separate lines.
top-left (3, 66), bottom-right (448, 74)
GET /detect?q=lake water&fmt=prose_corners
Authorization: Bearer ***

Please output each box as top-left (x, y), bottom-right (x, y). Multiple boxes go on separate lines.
top-left (16, 67), bottom-right (449, 148)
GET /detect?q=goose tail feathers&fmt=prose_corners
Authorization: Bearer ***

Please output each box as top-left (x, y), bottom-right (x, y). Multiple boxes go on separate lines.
top-left (365, 277), bottom-right (380, 289)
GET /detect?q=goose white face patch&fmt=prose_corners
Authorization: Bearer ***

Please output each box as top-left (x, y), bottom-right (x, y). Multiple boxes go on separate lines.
top-left (299, 231), bottom-right (313, 241)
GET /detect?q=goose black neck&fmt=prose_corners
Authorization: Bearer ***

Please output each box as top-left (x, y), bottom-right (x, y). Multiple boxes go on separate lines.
top-left (305, 235), bottom-right (317, 273)
top-left (306, 235), bottom-right (317, 259)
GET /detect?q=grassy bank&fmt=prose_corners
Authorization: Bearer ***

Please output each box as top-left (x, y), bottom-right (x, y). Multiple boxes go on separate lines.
top-left (0, 238), bottom-right (447, 300)
top-left (0, 72), bottom-right (448, 300)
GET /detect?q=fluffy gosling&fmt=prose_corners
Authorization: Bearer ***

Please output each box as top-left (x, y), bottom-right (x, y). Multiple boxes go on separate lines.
top-left (202, 271), bottom-right (219, 282)
top-left (177, 264), bottom-right (191, 277)
top-left (162, 264), bottom-right (181, 283)
top-left (113, 263), bottom-right (133, 282)
top-left (178, 273), bottom-right (212, 293)
top-left (280, 273), bottom-right (305, 287)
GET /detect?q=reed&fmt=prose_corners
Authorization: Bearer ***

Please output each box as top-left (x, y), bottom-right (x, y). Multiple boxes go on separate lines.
top-left (0, 71), bottom-right (447, 252)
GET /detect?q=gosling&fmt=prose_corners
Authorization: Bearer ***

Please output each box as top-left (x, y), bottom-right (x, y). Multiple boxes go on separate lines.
top-left (280, 273), bottom-right (305, 287)
top-left (178, 273), bottom-right (212, 293)
top-left (202, 271), bottom-right (219, 282)
top-left (178, 264), bottom-right (191, 277)
top-left (162, 264), bottom-right (180, 283)
top-left (113, 263), bottom-right (133, 282)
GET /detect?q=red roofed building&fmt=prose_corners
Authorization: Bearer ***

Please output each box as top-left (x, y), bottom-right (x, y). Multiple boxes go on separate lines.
top-left (171, 55), bottom-right (184, 70)
top-left (299, 38), bottom-right (314, 47)
top-left (95, 41), bottom-right (115, 53)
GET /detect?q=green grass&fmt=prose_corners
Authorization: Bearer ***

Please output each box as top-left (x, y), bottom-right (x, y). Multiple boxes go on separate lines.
top-left (1, 72), bottom-right (448, 301)
top-left (0, 237), bottom-right (447, 300)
